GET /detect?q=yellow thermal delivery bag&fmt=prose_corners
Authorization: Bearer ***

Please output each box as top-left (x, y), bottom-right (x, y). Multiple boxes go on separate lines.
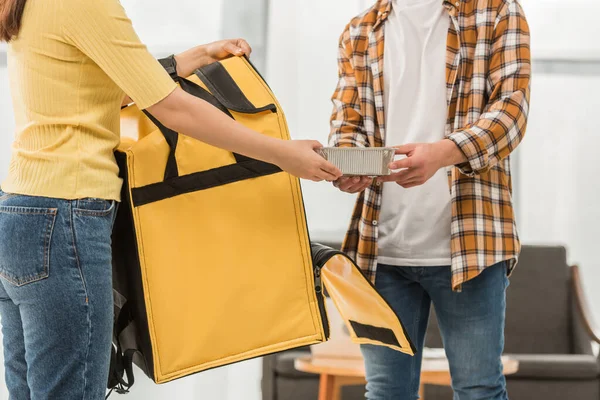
top-left (109, 56), bottom-right (415, 391)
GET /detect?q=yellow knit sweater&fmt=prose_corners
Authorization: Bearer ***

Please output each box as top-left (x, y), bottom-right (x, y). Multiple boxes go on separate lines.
top-left (3, 0), bottom-right (177, 201)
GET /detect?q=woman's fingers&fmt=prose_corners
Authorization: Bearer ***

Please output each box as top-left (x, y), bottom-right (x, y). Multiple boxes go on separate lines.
top-left (318, 168), bottom-right (342, 182)
top-left (237, 39), bottom-right (252, 56)
top-left (320, 161), bottom-right (342, 180)
top-left (223, 41), bottom-right (244, 56)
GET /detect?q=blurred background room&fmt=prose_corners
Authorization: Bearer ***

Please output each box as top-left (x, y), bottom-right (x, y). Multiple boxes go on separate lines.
top-left (1, 0), bottom-right (599, 399)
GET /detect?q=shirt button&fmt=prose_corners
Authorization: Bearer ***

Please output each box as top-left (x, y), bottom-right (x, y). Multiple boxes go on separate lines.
top-left (376, 181), bottom-right (381, 186)
top-left (372, 220), bottom-right (378, 226)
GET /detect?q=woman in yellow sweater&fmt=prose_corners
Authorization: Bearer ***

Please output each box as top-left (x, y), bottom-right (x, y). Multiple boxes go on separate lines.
top-left (0, 0), bottom-right (341, 398)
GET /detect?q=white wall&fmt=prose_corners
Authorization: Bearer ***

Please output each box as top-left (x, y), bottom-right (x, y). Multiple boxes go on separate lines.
top-left (524, 0), bottom-right (600, 60)
top-left (518, 74), bottom-right (600, 322)
top-left (518, 1), bottom-right (600, 323)
top-left (266, 0), bottom-right (372, 243)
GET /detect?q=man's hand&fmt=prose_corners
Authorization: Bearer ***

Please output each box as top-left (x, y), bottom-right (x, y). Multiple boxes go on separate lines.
top-left (333, 176), bottom-right (373, 194)
top-left (174, 39), bottom-right (252, 77)
top-left (379, 140), bottom-right (467, 188)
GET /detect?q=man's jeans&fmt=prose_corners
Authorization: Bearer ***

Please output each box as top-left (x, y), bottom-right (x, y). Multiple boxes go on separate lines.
top-left (361, 262), bottom-right (509, 400)
top-left (0, 190), bottom-right (117, 400)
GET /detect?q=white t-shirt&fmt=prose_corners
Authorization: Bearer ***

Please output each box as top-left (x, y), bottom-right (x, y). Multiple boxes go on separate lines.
top-left (377, 0), bottom-right (452, 266)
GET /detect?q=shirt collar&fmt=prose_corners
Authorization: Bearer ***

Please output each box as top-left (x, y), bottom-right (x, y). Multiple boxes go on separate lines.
top-left (375, 0), bottom-right (466, 28)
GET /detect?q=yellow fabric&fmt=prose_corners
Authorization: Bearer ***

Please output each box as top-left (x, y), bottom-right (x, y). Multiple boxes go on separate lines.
top-left (3, 0), bottom-right (177, 201)
top-left (118, 57), bottom-right (326, 383)
top-left (320, 254), bottom-right (413, 354)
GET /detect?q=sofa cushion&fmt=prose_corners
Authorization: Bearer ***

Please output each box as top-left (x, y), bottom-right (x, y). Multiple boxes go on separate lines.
top-left (273, 351), bottom-right (318, 379)
top-left (425, 246), bottom-right (574, 355)
top-left (508, 354), bottom-right (600, 380)
top-left (504, 246), bottom-right (572, 355)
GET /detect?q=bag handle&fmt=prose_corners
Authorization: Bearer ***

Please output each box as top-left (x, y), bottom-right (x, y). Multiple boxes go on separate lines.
top-left (194, 61), bottom-right (277, 114)
top-left (147, 56), bottom-right (277, 181)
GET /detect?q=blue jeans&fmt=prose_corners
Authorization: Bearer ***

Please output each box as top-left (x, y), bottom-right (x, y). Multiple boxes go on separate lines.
top-left (0, 190), bottom-right (117, 400)
top-left (361, 263), bottom-right (509, 400)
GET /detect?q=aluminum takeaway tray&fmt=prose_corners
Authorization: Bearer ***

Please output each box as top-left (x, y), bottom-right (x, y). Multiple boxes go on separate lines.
top-left (316, 147), bottom-right (396, 176)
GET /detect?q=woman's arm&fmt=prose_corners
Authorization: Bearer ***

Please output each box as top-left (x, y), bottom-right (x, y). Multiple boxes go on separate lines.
top-left (121, 39), bottom-right (250, 107)
top-left (62, 0), bottom-right (340, 181)
top-left (144, 40), bottom-right (341, 181)
top-left (147, 88), bottom-right (341, 182)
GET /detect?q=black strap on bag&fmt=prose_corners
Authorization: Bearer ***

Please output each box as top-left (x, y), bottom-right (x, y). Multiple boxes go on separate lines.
top-left (130, 56), bottom-right (282, 207)
top-left (106, 291), bottom-right (134, 398)
top-left (107, 293), bottom-right (138, 398)
top-left (143, 55), bottom-right (278, 182)
top-left (194, 61), bottom-right (277, 114)
top-left (158, 54), bottom-right (180, 82)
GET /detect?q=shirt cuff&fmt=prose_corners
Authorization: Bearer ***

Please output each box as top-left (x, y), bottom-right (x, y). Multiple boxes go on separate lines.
top-left (447, 129), bottom-right (489, 176)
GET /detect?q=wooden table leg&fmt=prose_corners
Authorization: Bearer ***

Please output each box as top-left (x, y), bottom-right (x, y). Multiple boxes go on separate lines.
top-left (419, 383), bottom-right (425, 400)
top-left (319, 374), bottom-right (336, 400)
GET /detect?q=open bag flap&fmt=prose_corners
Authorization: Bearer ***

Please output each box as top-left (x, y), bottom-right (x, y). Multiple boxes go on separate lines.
top-left (311, 243), bottom-right (416, 355)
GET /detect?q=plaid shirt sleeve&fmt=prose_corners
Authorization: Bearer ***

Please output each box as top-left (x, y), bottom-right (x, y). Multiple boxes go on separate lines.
top-left (448, 1), bottom-right (531, 176)
top-left (329, 25), bottom-right (368, 148)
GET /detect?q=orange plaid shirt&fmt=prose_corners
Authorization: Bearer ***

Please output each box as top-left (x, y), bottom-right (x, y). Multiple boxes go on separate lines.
top-left (329, 0), bottom-right (531, 290)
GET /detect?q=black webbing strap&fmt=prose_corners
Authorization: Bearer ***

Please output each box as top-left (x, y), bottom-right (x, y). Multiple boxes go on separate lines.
top-left (106, 300), bottom-right (137, 398)
top-left (148, 56), bottom-right (260, 181)
top-left (142, 110), bottom-right (180, 181)
top-left (178, 78), bottom-right (253, 164)
top-left (195, 62), bottom-right (277, 114)
top-left (158, 55), bottom-right (179, 82)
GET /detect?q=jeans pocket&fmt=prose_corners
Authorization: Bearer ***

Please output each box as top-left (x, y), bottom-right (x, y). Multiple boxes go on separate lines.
top-left (74, 199), bottom-right (116, 217)
top-left (0, 206), bottom-right (58, 286)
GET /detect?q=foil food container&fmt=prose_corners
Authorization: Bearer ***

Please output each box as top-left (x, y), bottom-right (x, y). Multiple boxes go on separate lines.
top-left (316, 147), bottom-right (396, 176)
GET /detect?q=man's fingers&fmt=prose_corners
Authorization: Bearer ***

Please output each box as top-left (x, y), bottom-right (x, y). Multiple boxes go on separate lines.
top-left (389, 156), bottom-right (412, 170)
top-left (399, 181), bottom-right (420, 188)
top-left (338, 176), bottom-right (360, 190)
top-left (333, 177), bottom-right (351, 188)
top-left (394, 170), bottom-right (420, 185)
top-left (378, 168), bottom-right (418, 183)
top-left (333, 176), bottom-right (372, 193)
top-left (378, 171), bottom-right (405, 183)
top-left (346, 181), bottom-right (369, 193)
top-left (394, 144), bottom-right (417, 155)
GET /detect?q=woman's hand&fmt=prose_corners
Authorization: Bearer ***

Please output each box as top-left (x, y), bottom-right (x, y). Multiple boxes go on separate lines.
top-left (273, 141), bottom-right (343, 182)
top-left (174, 39), bottom-right (252, 77)
top-left (203, 39), bottom-right (252, 63)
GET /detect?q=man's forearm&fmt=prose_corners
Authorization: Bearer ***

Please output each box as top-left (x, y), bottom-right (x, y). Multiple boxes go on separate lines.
top-left (432, 139), bottom-right (468, 169)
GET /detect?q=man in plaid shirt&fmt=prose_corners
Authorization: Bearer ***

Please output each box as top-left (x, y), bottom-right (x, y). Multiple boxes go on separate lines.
top-left (330, 0), bottom-right (530, 398)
